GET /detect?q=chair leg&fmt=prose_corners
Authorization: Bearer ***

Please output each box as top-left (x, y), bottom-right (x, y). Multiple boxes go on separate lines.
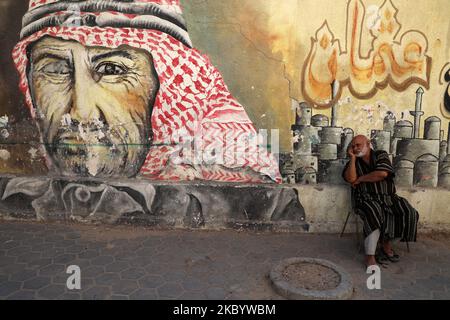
top-left (354, 212), bottom-right (363, 253)
top-left (406, 241), bottom-right (410, 253)
top-left (358, 238), bottom-right (364, 254)
top-left (340, 210), bottom-right (352, 238)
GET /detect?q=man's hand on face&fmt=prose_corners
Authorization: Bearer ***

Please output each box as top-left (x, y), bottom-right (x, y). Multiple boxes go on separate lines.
top-left (347, 145), bottom-right (356, 159)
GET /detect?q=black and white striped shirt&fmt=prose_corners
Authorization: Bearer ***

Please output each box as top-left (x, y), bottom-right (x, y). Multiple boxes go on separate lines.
top-left (343, 150), bottom-right (396, 196)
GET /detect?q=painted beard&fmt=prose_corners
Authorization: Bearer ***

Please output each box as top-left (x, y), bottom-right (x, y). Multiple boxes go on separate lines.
top-left (47, 116), bottom-right (150, 178)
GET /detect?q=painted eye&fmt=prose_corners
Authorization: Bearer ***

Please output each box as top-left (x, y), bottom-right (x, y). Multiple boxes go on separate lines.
top-left (95, 63), bottom-right (127, 76)
top-left (41, 60), bottom-right (71, 75)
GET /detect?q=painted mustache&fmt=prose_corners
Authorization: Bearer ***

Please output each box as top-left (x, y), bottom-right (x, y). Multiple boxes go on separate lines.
top-left (51, 121), bottom-right (127, 156)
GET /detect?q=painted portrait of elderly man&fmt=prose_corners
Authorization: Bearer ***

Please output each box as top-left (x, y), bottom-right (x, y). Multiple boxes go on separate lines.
top-left (12, 0), bottom-right (281, 183)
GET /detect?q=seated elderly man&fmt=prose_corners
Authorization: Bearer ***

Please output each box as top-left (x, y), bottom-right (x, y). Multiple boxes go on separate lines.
top-left (342, 135), bottom-right (419, 267)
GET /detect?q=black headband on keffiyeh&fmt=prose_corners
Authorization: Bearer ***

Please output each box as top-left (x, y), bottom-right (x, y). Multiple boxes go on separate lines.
top-left (20, 0), bottom-right (192, 47)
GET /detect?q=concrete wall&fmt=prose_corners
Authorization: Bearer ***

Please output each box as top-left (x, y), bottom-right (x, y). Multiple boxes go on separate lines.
top-left (183, 0), bottom-right (450, 151)
top-left (0, 0), bottom-right (449, 230)
top-left (1, 178), bottom-right (448, 233)
top-left (1, 0), bottom-right (449, 179)
top-left (296, 185), bottom-right (450, 233)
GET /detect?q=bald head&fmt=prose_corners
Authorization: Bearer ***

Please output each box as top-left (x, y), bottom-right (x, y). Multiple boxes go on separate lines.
top-left (353, 135), bottom-right (370, 145)
top-left (350, 135), bottom-right (371, 158)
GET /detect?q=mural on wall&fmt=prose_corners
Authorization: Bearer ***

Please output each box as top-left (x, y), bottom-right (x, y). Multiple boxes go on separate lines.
top-left (0, 0), bottom-right (310, 226)
top-left (0, 0), bottom-right (449, 226)
top-left (302, 0), bottom-right (431, 109)
top-left (11, 0), bottom-right (281, 183)
top-left (0, 177), bottom-right (306, 226)
top-left (281, 88), bottom-right (450, 189)
top-left (277, 0), bottom-right (450, 191)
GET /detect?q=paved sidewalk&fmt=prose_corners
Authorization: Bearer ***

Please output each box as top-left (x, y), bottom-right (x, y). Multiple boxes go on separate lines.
top-left (0, 221), bottom-right (449, 300)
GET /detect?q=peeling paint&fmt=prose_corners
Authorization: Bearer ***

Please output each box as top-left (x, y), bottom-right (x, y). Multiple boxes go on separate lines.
top-left (366, 5), bottom-right (382, 31)
top-left (28, 147), bottom-right (38, 161)
top-left (1, 129), bottom-right (9, 139)
top-left (0, 0), bottom-right (449, 182)
top-left (0, 149), bottom-right (10, 161)
top-left (86, 152), bottom-right (100, 177)
top-left (0, 115), bottom-right (8, 128)
top-left (61, 113), bottom-right (72, 127)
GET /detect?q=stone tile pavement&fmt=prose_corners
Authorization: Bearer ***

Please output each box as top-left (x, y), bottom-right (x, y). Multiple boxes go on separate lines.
top-left (0, 221), bottom-right (449, 300)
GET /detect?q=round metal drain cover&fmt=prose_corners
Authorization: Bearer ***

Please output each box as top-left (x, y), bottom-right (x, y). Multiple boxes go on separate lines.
top-left (270, 257), bottom-right (354, 300)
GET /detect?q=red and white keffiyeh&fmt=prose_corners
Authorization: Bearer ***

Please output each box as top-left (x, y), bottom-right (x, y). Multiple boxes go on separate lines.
top-left (12, 0), bottom-right (282, 183)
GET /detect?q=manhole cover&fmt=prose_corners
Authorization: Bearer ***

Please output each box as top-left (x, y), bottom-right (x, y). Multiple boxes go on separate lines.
top-left (270, 258), bottom-right (353, 300)
top-left (282, 262), bottom-right (340, 291)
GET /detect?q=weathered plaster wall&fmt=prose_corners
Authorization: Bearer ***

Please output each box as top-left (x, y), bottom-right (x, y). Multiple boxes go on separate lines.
top-left (297, 185), bottom-right (450, 233)
top-left (1, 0), bottom-right (449, 175)
top-left (0, 177), bottom-right (307, 228)
top-left (183, 0), bottom-right (450, 151)
top-left (0, 0), bottom-right (449, 229)
top-left (0, 0), bottom-right (43, 175)
top-left (1, 180), bottom-right (448, 233)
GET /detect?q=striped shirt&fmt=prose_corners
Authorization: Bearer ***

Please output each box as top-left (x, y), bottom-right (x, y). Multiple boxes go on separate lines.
top-left (342, 150), bottom-right (419, 241)
top-left (343, 150), bottom-right (396, 196)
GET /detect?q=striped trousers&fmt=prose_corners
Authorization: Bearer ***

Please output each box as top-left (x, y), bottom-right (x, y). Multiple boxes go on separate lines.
top-left (354, 193), bottom-right (419, 242)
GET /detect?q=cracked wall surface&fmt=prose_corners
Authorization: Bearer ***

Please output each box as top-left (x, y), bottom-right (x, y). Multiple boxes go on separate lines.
top-left (0, 0), bottom-right (448, 228)
top-left (0, 0), bottom-right (450, 176)
top-left (1, 0), bottom-right (283, 183)
top-left (182, 0), bottom-right (450, 148)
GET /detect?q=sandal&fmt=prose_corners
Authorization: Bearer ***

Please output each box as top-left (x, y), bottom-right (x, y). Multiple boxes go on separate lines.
top-left (381, 248), bottom-right (400, 263)
top-left (375, 253), bottom-right (390, 268)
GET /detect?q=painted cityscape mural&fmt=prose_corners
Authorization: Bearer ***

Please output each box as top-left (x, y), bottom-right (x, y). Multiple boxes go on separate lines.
top-left (280, 0), bottom-right (450, 189)
top-left (281, 90), bottom-right (450, 189)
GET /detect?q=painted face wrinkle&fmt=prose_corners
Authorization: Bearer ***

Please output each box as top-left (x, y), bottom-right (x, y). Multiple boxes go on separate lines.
top-left (29, 37), bottom-right (158, 178)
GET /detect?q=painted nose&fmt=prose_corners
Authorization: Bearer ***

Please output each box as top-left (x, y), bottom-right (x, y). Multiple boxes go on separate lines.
top-left (70, 68), bottom-right (101, 123)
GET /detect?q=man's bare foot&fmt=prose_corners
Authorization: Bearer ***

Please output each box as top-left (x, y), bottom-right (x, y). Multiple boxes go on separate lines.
top-left (382, 241), bottom-right (394, 256)
top-left (382, 240), bottom-right (400, 262)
